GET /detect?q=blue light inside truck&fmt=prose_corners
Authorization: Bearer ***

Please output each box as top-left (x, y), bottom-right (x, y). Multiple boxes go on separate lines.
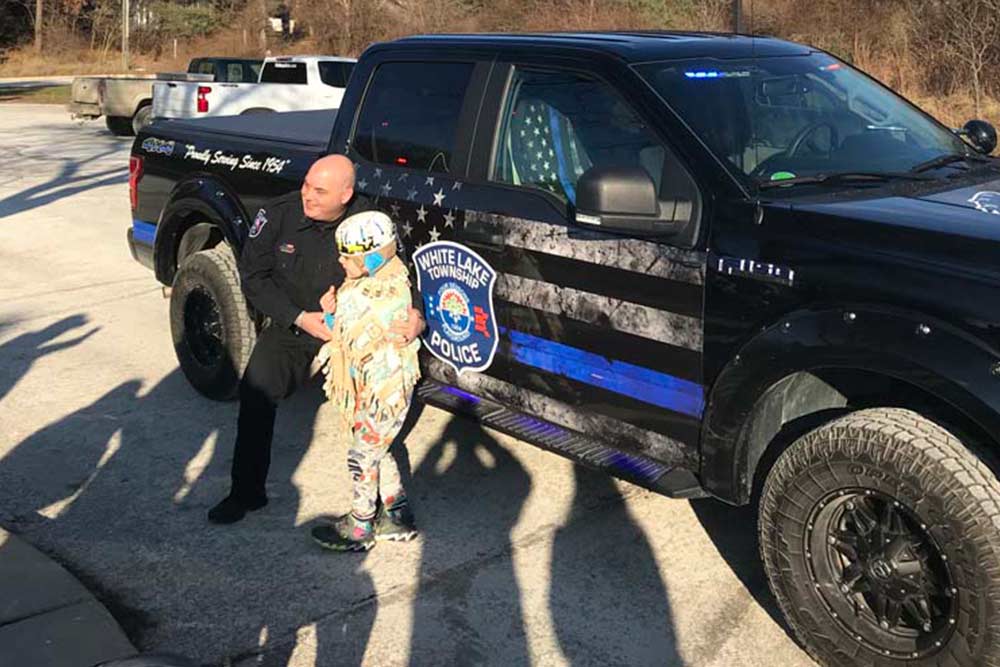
top-left (685, 70), bottom-right (720, 79)
top-left (684, 70), bottom-right (750, 80)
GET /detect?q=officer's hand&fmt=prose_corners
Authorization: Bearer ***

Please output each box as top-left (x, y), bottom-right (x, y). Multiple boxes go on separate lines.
top-left (297, 311), bottom-right (333, 342)
top-left (319, 285), bottom-right (337, 314)
top-left (387, 307), bottom-right (425, 348)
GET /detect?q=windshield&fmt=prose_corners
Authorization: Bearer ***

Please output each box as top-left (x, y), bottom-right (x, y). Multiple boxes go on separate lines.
top-left (635, 54), bottom-right (972, 186)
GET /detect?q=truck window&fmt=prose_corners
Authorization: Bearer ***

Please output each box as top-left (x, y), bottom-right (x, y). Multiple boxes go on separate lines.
top-left (261, 61), bottom-right (308, 84)
top-left (318, 61), bottom-right (354, 88)
top-left (635, 55), bottom-right (970, 183)
top-left (197, 60), bottom-right (215, 76)
top-left (226, 63), bottom-right (244, 82)
top-left (492, 67), bottom-right (684, 206)
top-left (352, 61), bottom-right (474, 173)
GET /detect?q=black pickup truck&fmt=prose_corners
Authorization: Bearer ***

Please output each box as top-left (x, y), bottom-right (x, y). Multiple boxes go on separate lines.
top-left (129, 32), bottom-right (1000, 666)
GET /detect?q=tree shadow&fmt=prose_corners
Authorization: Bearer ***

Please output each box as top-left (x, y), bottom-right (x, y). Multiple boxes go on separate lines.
top-left (0, 314), bottom-right (99, 403)
top-left (0, 156), bottom-right (128, 219)
top-left (550, 466), bottom-right (685, 666)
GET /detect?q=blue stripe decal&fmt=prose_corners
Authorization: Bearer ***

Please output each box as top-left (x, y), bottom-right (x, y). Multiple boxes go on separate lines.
top-left (132, 220), bottom-right (156, 246)
top-left (503, 328), bottom-right (704, 418)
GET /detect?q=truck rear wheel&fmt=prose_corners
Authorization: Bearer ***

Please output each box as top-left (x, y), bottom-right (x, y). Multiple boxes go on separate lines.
top-left (759, 408), bottom-right (1000, 667)
top-left (132, 103), bottom-right (153, 135)
top-left (169, 246), bottom-right (255, 401)
top-left (105, 115), bottom-right (133, 136)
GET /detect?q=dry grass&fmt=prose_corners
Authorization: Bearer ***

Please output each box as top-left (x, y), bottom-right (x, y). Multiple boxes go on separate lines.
top-left (0, 50), bottom-right (126, 77)
top-left (0, 84), bottom-right (71, 104)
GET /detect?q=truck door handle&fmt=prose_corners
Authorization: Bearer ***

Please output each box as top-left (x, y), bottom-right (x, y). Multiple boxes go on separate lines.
top-left (462, 227), bottom-right (503, 246)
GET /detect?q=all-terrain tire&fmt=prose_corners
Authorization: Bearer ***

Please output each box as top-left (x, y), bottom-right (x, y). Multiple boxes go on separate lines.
top-left (105, 115), bottom-right (134, 136)
top-left (169, 246), bottom-right (255, 401)
top-left (759, 408), bottom-right (1000, 666)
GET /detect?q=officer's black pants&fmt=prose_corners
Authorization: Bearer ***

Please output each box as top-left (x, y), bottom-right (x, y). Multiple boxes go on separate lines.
top-left (231, 324), bottom-right (321, 502)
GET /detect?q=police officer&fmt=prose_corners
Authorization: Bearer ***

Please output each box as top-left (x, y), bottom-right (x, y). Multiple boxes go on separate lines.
top-left (208, 154), bottom-right (425, 524)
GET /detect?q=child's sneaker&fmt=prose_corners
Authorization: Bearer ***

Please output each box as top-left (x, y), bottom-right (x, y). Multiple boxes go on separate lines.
top-left (376, 502), bottom-right (418, 542)
top-left (311, 514), bottom-right (375, 552)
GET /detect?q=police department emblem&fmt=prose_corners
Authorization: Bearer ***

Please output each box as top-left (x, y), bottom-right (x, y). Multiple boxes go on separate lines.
top-left (413, 241), bottom-right (498, 375)
top-left (969, 191), bottom-right (1000, 215)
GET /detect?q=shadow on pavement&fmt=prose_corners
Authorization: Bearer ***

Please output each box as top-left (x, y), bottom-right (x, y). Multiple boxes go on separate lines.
top-left (0, 140), bottom-right (128, 219)
top-left (551, 466), bottom-right (684, 666)
top-left (0, 314), bottom-right (98, 402)
top-left (407, 413), bottom-right (532, 664)
top-left (0, 366), bottom-right (372, 666)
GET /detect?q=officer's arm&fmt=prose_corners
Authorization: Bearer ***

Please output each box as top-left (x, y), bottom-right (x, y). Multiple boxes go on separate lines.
top-left (239, 209), bottom-right (302, 329)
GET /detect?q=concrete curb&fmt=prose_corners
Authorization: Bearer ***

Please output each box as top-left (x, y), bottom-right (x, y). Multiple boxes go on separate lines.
top-left (0, 527), bottom-right (135, 667)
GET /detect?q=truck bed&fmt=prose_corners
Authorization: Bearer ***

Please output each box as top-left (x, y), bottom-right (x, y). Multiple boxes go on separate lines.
top-left (151, 109), bottom-right (336, 150)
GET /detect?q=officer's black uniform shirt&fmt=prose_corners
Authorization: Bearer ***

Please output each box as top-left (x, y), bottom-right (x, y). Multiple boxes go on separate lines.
top-left (239, 192), bottom-right (373, 329)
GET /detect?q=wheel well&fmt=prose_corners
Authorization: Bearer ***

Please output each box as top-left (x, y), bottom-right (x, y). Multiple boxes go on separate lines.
top-left (173, 218), bottom-right (225, 276)
top-left (742, 368), bottom-right (1000, 502)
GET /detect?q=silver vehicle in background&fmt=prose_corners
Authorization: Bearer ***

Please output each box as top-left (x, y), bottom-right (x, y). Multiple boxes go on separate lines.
top-left (69, 57), bottom-right (261, 136)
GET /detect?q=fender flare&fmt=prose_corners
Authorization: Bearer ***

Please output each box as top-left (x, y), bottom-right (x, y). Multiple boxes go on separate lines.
top-left (153, 175), bottom-right (249, 285)
top-left (701, 304), bottom-right (1000, 504)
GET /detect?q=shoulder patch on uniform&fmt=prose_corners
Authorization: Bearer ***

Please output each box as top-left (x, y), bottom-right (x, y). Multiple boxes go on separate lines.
top-left (249, 209), bottom-right (268, 238)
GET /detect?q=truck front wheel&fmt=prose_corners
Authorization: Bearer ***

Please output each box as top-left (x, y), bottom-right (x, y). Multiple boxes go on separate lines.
top-left (169, 246), bottom-right (256, 401)
top-left (759, 408), bottom-right (1000, 667)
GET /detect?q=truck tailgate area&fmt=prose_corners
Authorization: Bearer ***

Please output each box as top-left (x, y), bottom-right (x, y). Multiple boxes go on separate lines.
top-left (150, 109), bottom-right (336, 150)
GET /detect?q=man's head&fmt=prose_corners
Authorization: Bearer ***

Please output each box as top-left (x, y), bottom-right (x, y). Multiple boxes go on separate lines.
top-left (301, 154), bottom-right (355, 221)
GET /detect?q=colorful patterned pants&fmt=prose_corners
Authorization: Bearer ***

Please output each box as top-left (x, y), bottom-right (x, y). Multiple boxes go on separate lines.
top-left (347, 403), bottom-right (410, 520)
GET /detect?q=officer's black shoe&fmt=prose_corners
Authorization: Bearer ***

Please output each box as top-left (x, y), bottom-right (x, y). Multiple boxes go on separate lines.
top-left (207, 494), bottom-right (268, 524)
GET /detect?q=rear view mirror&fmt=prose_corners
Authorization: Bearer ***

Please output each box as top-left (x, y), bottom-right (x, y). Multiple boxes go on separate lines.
top-left (574, 166), bottom-right (688, 236)
top-left (756, 75), bottom-right (811, 106)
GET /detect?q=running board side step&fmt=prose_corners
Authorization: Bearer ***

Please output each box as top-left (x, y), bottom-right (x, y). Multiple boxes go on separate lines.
top-left (416, 379), bottom-right (708, 499)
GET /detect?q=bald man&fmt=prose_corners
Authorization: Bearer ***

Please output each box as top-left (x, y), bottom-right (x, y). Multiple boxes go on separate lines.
top-left (209, 154), bottom-right (425, 524)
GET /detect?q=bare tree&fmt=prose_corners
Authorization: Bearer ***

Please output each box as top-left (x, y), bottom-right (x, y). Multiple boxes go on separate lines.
top-left (34, 0), bottom-right (41, 51)
top-left (931, 0), bottom-right (1000, 115)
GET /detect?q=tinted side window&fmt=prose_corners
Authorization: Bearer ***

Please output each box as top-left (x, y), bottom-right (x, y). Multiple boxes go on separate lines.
top-left (319, 61), bottom-right (354, 88)
top-left (353, 62), bottom-right (474, 173)
top-left (260, 62), bottom-right (307, 84)
top-left (249, 62), bottom-right (262, 81)
top-left (493, 67), bottom-right (677, 204)
top-left (226, 63), bottom-right (244, 82)
top-left (197, 60), bottom-right (215, 76)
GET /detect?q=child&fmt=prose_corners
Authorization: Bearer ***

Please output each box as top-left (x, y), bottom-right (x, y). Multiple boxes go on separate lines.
top-left (311, 210), bottom-right (422, 552)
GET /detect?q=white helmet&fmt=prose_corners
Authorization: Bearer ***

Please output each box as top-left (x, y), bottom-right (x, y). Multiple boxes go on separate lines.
top-left (336, 210), bottom-right (396, 256)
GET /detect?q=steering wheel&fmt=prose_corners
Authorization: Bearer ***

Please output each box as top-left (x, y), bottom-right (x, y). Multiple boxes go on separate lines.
top-left (788, 121), bottom-right (839, 158)
top-left (750, 121), bottom-right (840, 180)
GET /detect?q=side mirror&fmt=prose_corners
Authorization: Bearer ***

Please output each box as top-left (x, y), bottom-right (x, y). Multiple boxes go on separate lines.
top-left (960, 119), bottom-right (997, 154)
top-left (574, 166), bottom-right (686, 236)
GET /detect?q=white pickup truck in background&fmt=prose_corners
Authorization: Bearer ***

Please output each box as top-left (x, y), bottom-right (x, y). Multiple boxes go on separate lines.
top-left (152, 56), bottom-right (355, 120)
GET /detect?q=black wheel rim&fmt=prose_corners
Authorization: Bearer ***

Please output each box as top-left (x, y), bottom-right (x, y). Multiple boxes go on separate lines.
top-left (805, 488), bottom-right (957, 659)
top-left (183, 286), bottom-right (224, 369)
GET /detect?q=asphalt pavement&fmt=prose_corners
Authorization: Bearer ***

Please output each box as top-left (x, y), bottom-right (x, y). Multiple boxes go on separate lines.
top-left (0, 104), bottom-right (817, 667)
